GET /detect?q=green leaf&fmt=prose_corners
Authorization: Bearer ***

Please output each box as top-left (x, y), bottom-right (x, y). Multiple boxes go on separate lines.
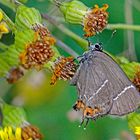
top-left (116, 56), bottom-right (130, 65)
top-left (19, 0), bottom-right (28, 3)
top-left (127, 112), bottom-right (140, 133)
top-left (112, 55), bottom-right (140, 80)
top-left (0, 55), bottom-right (10, 77)
top-left (60, 0), bottom-right (88, 24)
top-left (2, 103), bottom-right (27, 128)
top-left (15, 5), bottom-right (42, 31)
top-left (15, 29), bottom-right (35, 53)
top-left (4, 45), bottom-right (20, 66)
top-left (120, 62), bottom-right (140, 79)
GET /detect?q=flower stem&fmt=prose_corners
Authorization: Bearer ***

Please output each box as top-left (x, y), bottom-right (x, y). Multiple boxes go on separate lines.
top-left (0, 0), bottom-right (22, 11)
top-left (0, 9), bottom-right (16, 33)
top-left (56, 39), bottom-right (79, 58)
top-left (42, 14), bottom-right (88, 50)
top-left (107, 24), bottom-right (140, 31)
top-left (0, 42), bottom-right (9, 50)
top-left (0, 0), bottom-right (16, 11)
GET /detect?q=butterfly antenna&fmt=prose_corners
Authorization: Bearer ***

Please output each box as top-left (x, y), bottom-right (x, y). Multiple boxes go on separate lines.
top-left (111, 30), bottom-right (117, 38)
top-left (54, 0), bottom-right (62, 7)
top-left (85, 38), bottom-right (92, 49)
top-left (105, 29), bottom-right (117, 47)
top-left (95, 32), bottom-right (102, 43)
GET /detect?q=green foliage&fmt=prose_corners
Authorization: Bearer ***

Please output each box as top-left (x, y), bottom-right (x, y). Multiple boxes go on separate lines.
top-left (0, 55), bottom-right (10, 76)
top-left (0, 44), bottom-right (20, 77)
top-left (15, 29), bottom-right (35, 52)
top-left (15, 5), bottom-right (41, 31)
top-left (120, 62), bottom-right (140, 79)
top-left (127, 112), bottom-right (140, 132)
top-left (0, 0), bottom-right (140, 140)
top-left (2, 103), bottom-right (27, 128)
top-left (60, 0), bottom-right (88, 24)
top-left (19, 0), bottom-right (28, 3)
top-left (3, 45), bottom-right (19, 66)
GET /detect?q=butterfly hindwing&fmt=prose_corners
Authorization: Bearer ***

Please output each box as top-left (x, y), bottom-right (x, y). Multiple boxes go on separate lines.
top-left (93, 51), bottom-right (140, 115)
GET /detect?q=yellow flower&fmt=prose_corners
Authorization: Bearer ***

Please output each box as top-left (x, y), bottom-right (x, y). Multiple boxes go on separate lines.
top-left (135, 126), bottom-right (140, 140)
top-left (135, 126), bottom-right (140, 135)
top-left (0, 23), bottom-right (9, 33)
top-left (0, 126), bottom-right (22, 140)
top-left (0, 11), bottom-right (9, 35)
top-left (0, 12), bottom-right (3, 22)
top-left (0, 22), bottom-right (9, 38)
top-left (0, 126), bottom-right (32, 140)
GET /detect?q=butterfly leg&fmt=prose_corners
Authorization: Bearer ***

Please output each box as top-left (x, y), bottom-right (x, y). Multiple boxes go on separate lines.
top-left (79, 115), bottom-right (85, 127)
top-left (84, 118), bottom-right (89, 130)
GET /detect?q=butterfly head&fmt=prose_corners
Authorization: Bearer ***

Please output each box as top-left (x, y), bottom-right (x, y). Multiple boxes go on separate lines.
top-left (89, 42), bottom-right (103, 51)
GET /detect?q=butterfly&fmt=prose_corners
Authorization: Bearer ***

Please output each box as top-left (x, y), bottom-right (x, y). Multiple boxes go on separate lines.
top-left (70, 43), bottom-right (140, 128)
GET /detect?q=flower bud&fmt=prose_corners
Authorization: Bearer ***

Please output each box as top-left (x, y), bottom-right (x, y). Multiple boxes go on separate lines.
top-left (59, 0), bottom-right (109, 37)
top-left (60, 0), bottom-right (88, 24)
top-left (15, 5), bottom-right (41, 31)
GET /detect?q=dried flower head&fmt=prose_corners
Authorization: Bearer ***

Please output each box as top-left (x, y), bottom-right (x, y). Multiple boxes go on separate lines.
top-left (19, 23), bottom-right (56, 70)
top-left (132, 66), bottom-right (140, 92)
top-left (22, 125), bottom-right (42, 140)
top-left (20, 38), bottom-right (54, 70)
top-left (83, 4), bottom-right (109, 37)
top-left (50, 56), bottom-right (77, 85)
top-left (32, 23), bottom-right (51, 39)
top-left (59, 0), bottom-right (109, 37)
top-left (6, 67), bottom-right (24, 84)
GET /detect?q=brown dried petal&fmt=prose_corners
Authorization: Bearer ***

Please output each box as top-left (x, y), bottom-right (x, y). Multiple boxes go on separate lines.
top-left (6, 67), bottom-right (24, 83)
top-left (132, 70), bottom-right (140, 92)
top-left (32, 23), bottom-right (51, 39)
top-left (50, 57), bottom-right (77, 85)
top-left (22, 125), bottom-right (43, 140)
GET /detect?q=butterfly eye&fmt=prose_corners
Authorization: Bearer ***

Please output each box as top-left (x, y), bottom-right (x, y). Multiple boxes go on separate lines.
top-left (95, 44), bottom-right (100, 48)
top-left (93, 43), bottom-right (103, 51)
top-left (94, 43), bottom-right (101, 49)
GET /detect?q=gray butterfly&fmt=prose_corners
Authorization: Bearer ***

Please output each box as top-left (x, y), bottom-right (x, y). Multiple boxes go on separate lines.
top-left (70, 43), bottom-right (140, 127)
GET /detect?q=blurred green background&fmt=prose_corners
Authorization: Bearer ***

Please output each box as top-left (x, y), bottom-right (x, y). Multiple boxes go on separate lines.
top-left (0, 0), bottom-right (140, 139)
